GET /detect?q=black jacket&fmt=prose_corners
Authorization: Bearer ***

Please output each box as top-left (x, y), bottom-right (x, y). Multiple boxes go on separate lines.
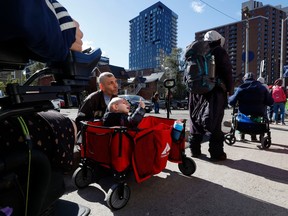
top-left (228, 79), bottom-right (274, 116)
top-left (76, 91), bottom-right (114, 129)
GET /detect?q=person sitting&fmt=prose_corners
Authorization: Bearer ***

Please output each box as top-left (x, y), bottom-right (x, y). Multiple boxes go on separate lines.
top-left (102, 97), bottom-right (145, 128)
top-left (228, 72), bottom-right (274, 141)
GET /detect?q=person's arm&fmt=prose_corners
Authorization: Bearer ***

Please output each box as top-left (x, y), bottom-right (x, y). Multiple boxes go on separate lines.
top-left (228, 89), bottom-right (240, 106)
top-left (75, 97), bottom-right (95, 130)
top-left (215, 48), bottom-right (233, 94)
top-left (126, 100), bottom-right (145, 127)
top-left (126, 107), bottom-right (145, 128)
top-left (264, 89), bottom-right (274, 106)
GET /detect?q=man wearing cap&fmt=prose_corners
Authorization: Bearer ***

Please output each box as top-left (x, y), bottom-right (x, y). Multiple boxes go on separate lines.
top-left (228, 72), bottom-right (274, 140)
top-left (188, 30), bottom-right (233, 161)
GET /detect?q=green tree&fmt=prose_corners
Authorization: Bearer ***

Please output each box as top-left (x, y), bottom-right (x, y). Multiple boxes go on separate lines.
top-left (0, 81), bottom-right (5, 94)
top-left (163, 48), bottom-right (187, 99)
top-left (28, 61), bottom-right (45, 74)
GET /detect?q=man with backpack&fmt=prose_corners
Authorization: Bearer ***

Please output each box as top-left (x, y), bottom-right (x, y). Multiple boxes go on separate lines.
top-left (272, 79), bottom-right (287, 125)
top-left (184, 30), bottom-right (233, 161)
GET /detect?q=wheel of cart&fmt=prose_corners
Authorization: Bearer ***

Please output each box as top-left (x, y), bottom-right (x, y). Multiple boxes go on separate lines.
top-left (224, 133), bottom-right (236, 145)
top-left (106, 183), bottom-right (131, 210)
top-left (178, 152), bottom-right (196, 176)
top-left (72, 165), bottom-right (94, 189)
top-left (260, 135), bottom-right (271, 149)
top-left (178, 155), bottom-right (196, 176)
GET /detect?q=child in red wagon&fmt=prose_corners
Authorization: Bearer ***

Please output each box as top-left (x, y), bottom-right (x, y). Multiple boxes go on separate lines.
top-left (102, 97), bottom-right (145, 127)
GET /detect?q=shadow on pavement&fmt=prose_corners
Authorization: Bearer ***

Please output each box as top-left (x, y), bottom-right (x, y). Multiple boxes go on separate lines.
top-left (111, 169), bottom-right (287, 216)
top-left (225, 141), bottom-right (288, 153)
top-left (195, 154), bottom-right (288, 185)
top-left (222, 159), bottom-right (288, 184)
top-left (66, 168), bottom-right (288, 216)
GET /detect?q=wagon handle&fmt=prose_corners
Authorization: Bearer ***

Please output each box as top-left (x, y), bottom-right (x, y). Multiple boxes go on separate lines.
top-left (163, 79), bottom-right (176, 119)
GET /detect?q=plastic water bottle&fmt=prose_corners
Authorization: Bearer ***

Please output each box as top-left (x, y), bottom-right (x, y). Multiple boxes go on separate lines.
top-left (172, 121), bottom-right (184, 141)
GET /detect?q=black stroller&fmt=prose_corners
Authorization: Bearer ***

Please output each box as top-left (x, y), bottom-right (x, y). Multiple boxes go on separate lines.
top-left (224, 106), bottom-right (272, 149)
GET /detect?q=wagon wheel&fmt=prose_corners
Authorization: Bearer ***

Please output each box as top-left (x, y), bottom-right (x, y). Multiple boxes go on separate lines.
top-left (261, 136), bottom-right (271, 149)
top-left (224, 133), bottom-right (236, 145)
top-left (72, 166), bottom-right (94, 189)
top-left (178, 157), bottom-right (196, 176)
top-left (106, 183), bottom-right (131, 210)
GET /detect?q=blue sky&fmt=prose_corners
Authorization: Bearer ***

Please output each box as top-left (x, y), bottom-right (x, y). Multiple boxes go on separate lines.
top-left (60, 0), bottom-right (287, 69)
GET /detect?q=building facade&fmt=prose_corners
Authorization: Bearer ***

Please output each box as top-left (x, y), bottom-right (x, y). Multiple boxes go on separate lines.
top-left (129, 1), bottom-right (178, 70)
top-left (195, 0), bottom-right (288, 86)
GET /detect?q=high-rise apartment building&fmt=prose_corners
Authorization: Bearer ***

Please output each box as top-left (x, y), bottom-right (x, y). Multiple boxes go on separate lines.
top-left (129, 1), bottom-right (178, 70)
top-left (195, 0), bottom-right (288, 85)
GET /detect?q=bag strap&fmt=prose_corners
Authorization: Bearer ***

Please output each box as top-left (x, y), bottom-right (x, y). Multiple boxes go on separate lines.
top-left (17, 116), bottom-right (32, 216)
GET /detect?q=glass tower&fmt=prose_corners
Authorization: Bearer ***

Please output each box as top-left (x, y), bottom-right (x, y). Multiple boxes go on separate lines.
top-left (129, 1), bottom-right (178, 70)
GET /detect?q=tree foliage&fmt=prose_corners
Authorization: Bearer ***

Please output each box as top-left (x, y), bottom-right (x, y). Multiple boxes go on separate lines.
top-left (28, 61), bottom-right (45, 74)
top-left (163, 48), bottom-right (187, 99)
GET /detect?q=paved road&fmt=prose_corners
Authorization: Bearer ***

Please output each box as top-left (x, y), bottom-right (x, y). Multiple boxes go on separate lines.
top-left (59, 108), bottom-right (288, 216)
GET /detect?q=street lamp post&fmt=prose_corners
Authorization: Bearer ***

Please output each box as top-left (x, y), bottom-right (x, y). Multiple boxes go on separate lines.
top-left (242, 6), bottom-right (251, 74)
top-left (245, 20), bottom-right (249, 74)
top-left (280, 16), bottom-right (288, 86)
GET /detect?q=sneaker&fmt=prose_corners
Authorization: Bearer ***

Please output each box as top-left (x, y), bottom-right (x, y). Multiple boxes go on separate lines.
top-left (282, 122), bottom-right (286, 125)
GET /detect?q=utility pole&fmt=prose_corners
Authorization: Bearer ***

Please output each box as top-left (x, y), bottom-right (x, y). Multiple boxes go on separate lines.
top-left (280, 17), bottom-right (288, 87)
top-left (242, 6), bottom-right (251, 74)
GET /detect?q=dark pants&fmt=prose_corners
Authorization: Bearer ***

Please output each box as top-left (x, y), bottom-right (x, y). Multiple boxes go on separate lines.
top-left (154, 102), bottom-right (159, 113)
top-left (188, 88), bottom-right (226, 158)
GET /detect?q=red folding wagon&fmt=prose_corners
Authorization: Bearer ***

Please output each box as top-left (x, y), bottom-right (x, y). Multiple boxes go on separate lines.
top-left (72, 116), bottom-right (196, 210)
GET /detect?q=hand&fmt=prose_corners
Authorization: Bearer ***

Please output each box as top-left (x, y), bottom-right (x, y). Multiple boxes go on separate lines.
top-left (139, 99), bottom-right (145, 109)
top-left (70, 19), bottom-right (83, 52)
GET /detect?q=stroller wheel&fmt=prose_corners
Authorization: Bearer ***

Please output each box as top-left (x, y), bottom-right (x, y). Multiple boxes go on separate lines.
top-left (224, 134), bottom-right (236, 145)
top-left (261, 136), bottom-right (271, 149)
top-left (178, 157), bottom-right (196, 176)
top-left (72, 166), bottom-right (94, 189)
top-left (106, 183), bottom-right (130, 210)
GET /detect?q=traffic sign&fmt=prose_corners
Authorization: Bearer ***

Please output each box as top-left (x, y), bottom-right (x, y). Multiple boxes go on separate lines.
top-left (242, 51), bottom-right (254, 62)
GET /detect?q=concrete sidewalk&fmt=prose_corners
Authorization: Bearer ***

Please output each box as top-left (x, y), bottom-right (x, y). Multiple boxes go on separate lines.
top-left (60, 108), bottom-right (288, 216)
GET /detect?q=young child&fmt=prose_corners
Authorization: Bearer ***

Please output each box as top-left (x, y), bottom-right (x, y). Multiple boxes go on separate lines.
top-left (102, 97), bottom-right (145, 128)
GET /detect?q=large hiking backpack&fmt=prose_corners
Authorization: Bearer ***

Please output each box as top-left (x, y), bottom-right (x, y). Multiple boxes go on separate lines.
top-left (184, 40), bottom-right (216, 94)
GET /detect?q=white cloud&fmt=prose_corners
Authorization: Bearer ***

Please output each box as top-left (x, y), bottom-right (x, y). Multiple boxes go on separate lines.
top-left (82, 40), bottom-right (95, 50)
top-left (191, 1), bottom-right (205, 13)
